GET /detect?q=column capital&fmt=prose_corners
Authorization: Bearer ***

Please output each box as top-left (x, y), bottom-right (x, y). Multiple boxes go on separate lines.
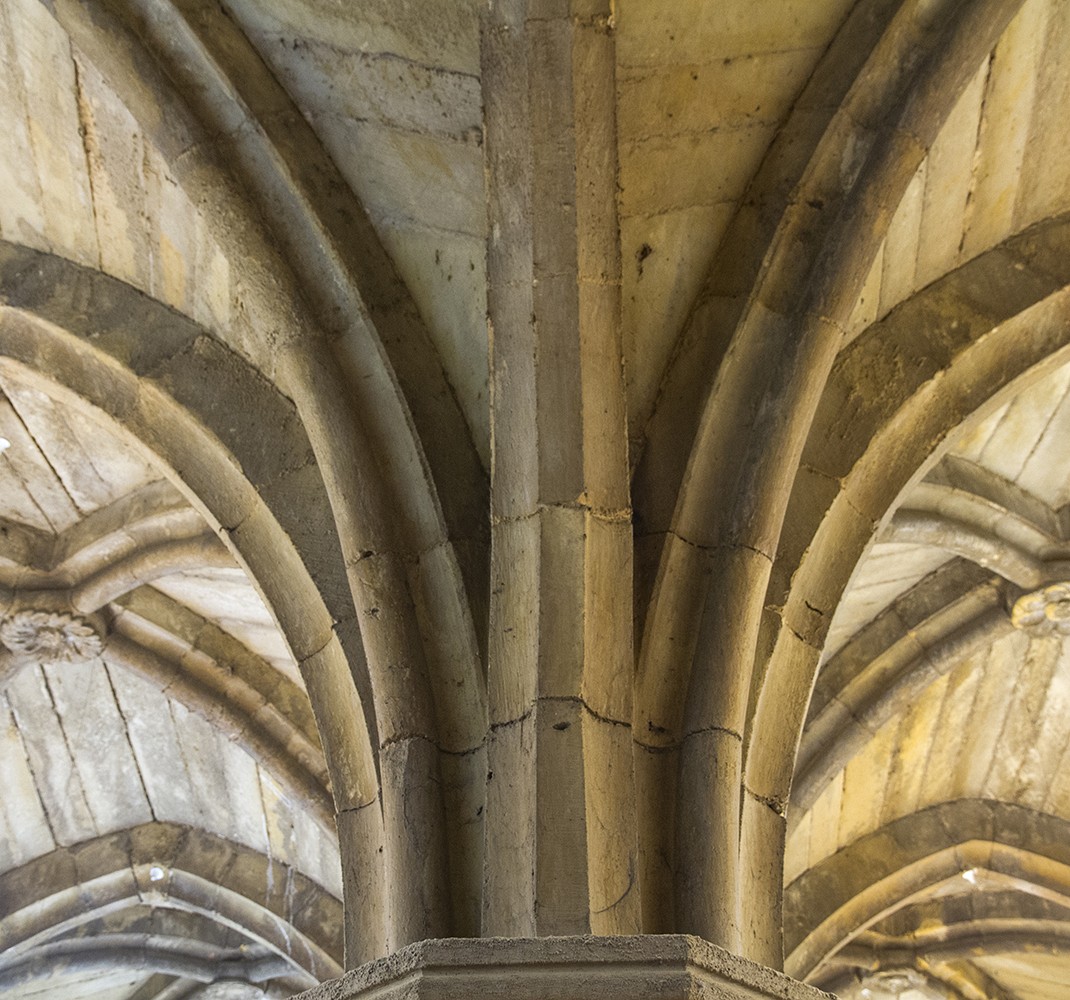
top-left (295, 935), bottom-right (833, 1000)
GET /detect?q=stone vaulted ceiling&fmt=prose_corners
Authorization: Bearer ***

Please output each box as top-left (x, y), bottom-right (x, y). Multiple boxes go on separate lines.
top-left (3, 0), bottom-right (1070, 998)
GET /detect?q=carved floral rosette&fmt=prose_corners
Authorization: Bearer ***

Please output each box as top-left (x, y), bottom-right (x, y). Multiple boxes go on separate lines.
top-left (1010, 582), bottom-right (1070, 636)
top-left (0, 609), bottom-right (104, 664)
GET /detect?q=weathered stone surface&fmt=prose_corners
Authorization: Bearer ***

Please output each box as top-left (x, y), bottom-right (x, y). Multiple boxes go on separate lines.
top-left (294, 936), bottom-right (834, 1000)
top-left (8, 0), bottom-right (1070, 997)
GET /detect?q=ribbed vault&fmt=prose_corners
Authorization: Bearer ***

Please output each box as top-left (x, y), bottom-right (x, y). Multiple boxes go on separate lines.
top-left (5, 0), bottom-right (1070, 998)
top-left (783, 346), bottom-right (1070, 998)
top-left (776, 5), bottom-right (1070, 994)
top-left (0, 343), bottom-right (345, 997)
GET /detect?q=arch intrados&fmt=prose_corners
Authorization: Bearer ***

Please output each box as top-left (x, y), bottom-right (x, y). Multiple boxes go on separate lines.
top-left (818, 918), bottom-right (1070, 988)
top-left (0, 853), bottom-right (340, 985)
top-left (789, 851), bottom-right (1070, 983)
top-left (784, 801), bottom-right (1070, 978)
top-left (0, 938), bottom-right (308, 994)
top-left (746, 217), bottom-right (1070, 810)
top-left (0, 258), bottom-right (377, 813)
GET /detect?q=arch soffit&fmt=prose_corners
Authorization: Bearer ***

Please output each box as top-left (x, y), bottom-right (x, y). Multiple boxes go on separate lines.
top-left (745, 211), bottom-right (1070, 810)
top-left (783, 799), bottom-right (1070, 981)
top-left (0, 240), bottom-right (378, 814)
top-left (0, 822), bottom-right (343, 984)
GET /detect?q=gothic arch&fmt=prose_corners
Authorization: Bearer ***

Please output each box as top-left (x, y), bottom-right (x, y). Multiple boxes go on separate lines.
top-left (0, 823), bottom-right (344, 991)
top-left (785, 800), bottom-right (1070, 982)
top-left (0, 242), bottom-right (385, 959)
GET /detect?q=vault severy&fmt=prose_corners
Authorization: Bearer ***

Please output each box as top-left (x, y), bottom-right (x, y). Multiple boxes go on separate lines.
top-left (6, 0), bottom-right (1070, 997)
top-left (786, 308), bottom-right (1070, 1000)
top-left (0, 373), bottom-right (341, 997)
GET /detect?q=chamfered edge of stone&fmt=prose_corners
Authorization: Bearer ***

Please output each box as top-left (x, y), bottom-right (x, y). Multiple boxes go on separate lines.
top-left (295, 935), bottom-right (835, 1000)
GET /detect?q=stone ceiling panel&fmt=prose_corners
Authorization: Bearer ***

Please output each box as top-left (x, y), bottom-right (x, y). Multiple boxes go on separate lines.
top-left (8, 0), bottom-right (1070, 997)
top-left (220, 0), bottom-right (491, 466)
top-left (975, 953), bottom-right (1070, 1000)
top-left (616, 0), bottom-right (857, 438)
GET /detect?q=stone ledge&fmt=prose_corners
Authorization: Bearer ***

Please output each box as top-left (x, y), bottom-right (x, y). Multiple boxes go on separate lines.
top-left (296, 935), bottom-right (835, 1000)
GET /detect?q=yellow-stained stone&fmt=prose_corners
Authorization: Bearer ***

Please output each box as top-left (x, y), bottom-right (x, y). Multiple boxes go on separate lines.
top-left (5, 0), bottom-right (1070, 995)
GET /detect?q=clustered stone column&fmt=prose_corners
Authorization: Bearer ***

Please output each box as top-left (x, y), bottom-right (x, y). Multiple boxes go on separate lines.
top-left (479, 0), bottom-right (638, 940)
top-left (295, 3), bottom-right (833, 999)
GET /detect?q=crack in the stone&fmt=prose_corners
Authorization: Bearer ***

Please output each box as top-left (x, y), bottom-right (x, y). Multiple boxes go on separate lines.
top-left (633, 722), bottom-right (743, 752)
top-left (71, 56), bottom-right (104, 274)
top-left (542, 694), bottom-right (630, 729)
top-left (336, 798), bottom-right (379, 817)
top-left (281, 35), bottom-right (481, 82)
top-left (101, 660), bottom-right (159, 824)
top-left (489, 704), bottom-right (534, 733)
top-left (299, 630), bottom-right (336, 666)
top-left (378, 730), bottom-right (486, 758)
top-left (490, 501), bottom-right (633, 528)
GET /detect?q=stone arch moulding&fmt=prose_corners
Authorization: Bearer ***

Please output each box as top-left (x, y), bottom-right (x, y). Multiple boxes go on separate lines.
top-left (0, 239), bottom-right (388, 960)
top-left (783, 800), bottom-right (1070, 981)
top-left (742, 211), bottom-right (1070, 963)
top-left (37, 2), bottom-right (489, 948)
top-left (813, 917), bottom-right (1070, 994)
top-left (632, 0), bottom-right (1028, 962)
top-left (0, 473), bottom-right (336, 829)
top-left (0, 822), bottom-right (344, 987)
